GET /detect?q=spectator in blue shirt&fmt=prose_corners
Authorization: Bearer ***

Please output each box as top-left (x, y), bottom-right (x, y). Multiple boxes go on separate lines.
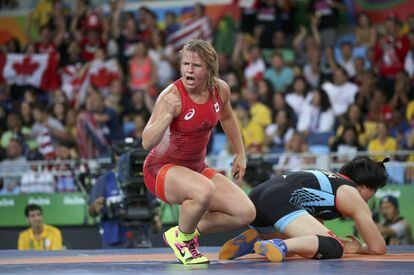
top-left (264, 52), bottom-right (294, 92)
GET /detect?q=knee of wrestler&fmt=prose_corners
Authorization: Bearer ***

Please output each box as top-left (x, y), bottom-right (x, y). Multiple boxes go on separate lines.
top-left (313, 235), bottom-right (344, 260)
top-left (233, 199), bottom-right (256, 227)
top-left (193, 180), bottom-right (216, 208)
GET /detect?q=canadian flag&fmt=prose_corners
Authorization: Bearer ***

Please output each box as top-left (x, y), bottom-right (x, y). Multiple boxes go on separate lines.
top-left (89, 59), bottom-right (120, 88)
top-left (0, 53), bottom-right (59, 91)
top-left (62, 58), bottom-right (121, 106)
top-left (61, 63), bottom-right (87, 104)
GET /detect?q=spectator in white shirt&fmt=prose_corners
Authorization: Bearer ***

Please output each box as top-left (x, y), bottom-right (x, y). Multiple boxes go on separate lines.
top-left (148, 31), bottom-right (176, 89)
top-left (336, 41), bottom-right (356, 78)
top-left (20, 166), bottom-right (55, 194)
top-left (285, 76), bottom-right (310, 117)
top-left (0, 139), bottom-right (30, 195)
top-left (243, 45), bottom-right (266, 86)
top-left (297, 89), bottom-right (335, 135)
top-left (265, 109), bottom-right (295, 153)
top-left (322, 66), bottom-right (358, 117)
top-left (404, 31), bottom-right (414, 80)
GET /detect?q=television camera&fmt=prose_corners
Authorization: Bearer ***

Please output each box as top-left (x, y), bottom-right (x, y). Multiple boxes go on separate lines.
top-left (105, 138), bottom-right (160, 247)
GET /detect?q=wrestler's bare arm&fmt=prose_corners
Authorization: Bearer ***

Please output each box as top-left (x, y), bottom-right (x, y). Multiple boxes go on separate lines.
top-left (142, 85), bottom-right (181, 150)
top-left (216, 78), bottom-right (246, 180)
top-left (336, 185), bottom-right (386, 255)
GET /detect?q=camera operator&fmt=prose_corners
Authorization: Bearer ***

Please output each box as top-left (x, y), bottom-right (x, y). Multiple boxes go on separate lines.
top-left (88, 138), bottom-right (161, 249)
top-left (88, 170), bottom-right (127, 249)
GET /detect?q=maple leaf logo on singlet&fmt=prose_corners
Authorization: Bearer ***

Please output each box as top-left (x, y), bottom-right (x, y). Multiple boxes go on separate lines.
top-left (13, 56), bottom-right (40, 75)
top-left (214, 102), bottom-right (220, 113)
top-left (195, 119), bottom-right (212, 131)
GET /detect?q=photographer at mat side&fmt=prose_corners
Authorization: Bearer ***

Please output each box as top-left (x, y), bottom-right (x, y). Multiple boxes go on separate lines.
top-left (88, 170), bottom-right (128, 249)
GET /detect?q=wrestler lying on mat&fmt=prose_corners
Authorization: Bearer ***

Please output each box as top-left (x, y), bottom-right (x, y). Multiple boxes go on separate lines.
top-left (219, 156), bottom-right (388, 262)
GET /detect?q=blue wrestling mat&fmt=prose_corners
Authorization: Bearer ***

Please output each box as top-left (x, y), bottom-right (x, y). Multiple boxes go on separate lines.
top-left (0, 246), bottom-right (413, 274)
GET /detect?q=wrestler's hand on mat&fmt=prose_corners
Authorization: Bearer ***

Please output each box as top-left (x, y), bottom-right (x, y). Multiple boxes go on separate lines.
top-left (341, 234), bottom-right (362, 254)
top-left (232, 153), bottom-right (246, 182)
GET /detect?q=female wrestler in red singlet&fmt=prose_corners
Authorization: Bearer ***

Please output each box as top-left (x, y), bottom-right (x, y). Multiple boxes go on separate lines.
top-left (142, 39), bottom-right (255, 265)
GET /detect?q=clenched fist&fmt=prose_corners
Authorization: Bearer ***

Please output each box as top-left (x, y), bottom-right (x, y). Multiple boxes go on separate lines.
top-left (163, 92), bottom-right (181, 116)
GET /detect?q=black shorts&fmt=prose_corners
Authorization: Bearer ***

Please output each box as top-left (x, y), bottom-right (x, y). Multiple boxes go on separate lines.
top-left (248, 176), bottom-right (308, 234)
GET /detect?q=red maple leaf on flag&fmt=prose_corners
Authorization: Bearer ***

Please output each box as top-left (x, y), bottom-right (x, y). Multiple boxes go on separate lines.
top-left (90, 66), bottom-right (118, 88)
top-left (70, 77), bottom-right (81, 89)
top-left (12, 56), bottom-right (39, 75)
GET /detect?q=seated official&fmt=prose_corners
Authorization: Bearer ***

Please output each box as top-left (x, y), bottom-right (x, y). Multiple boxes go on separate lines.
top-left (18, 204), bottom-right (63, 250)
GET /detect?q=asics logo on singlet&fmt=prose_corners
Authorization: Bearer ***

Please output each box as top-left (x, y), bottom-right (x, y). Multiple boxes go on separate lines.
top-left (184, 108), bottom-right (195, 120)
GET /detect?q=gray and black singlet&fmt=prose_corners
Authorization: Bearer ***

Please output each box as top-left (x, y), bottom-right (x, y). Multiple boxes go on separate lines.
top-left (249, 170), bottom-right (356, 233)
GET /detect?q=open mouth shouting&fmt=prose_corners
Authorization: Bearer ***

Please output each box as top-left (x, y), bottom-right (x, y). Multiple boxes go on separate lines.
top-left (186, 75), bottom-right (196, 86)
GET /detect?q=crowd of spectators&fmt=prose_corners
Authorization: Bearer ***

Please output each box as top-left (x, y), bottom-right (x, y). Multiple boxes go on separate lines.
top-left (1, 0), bottom-right (414, 195)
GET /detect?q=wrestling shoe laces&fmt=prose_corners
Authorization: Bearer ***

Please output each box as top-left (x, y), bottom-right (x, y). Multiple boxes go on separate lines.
top-left (163, 226), bottom-right (209, 264)
top-left (184, 238), bottom-right (202, 259)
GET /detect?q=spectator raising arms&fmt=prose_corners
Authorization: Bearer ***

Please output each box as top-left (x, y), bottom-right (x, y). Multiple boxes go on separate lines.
top-left (322, 66), bottom-right (358, 117)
